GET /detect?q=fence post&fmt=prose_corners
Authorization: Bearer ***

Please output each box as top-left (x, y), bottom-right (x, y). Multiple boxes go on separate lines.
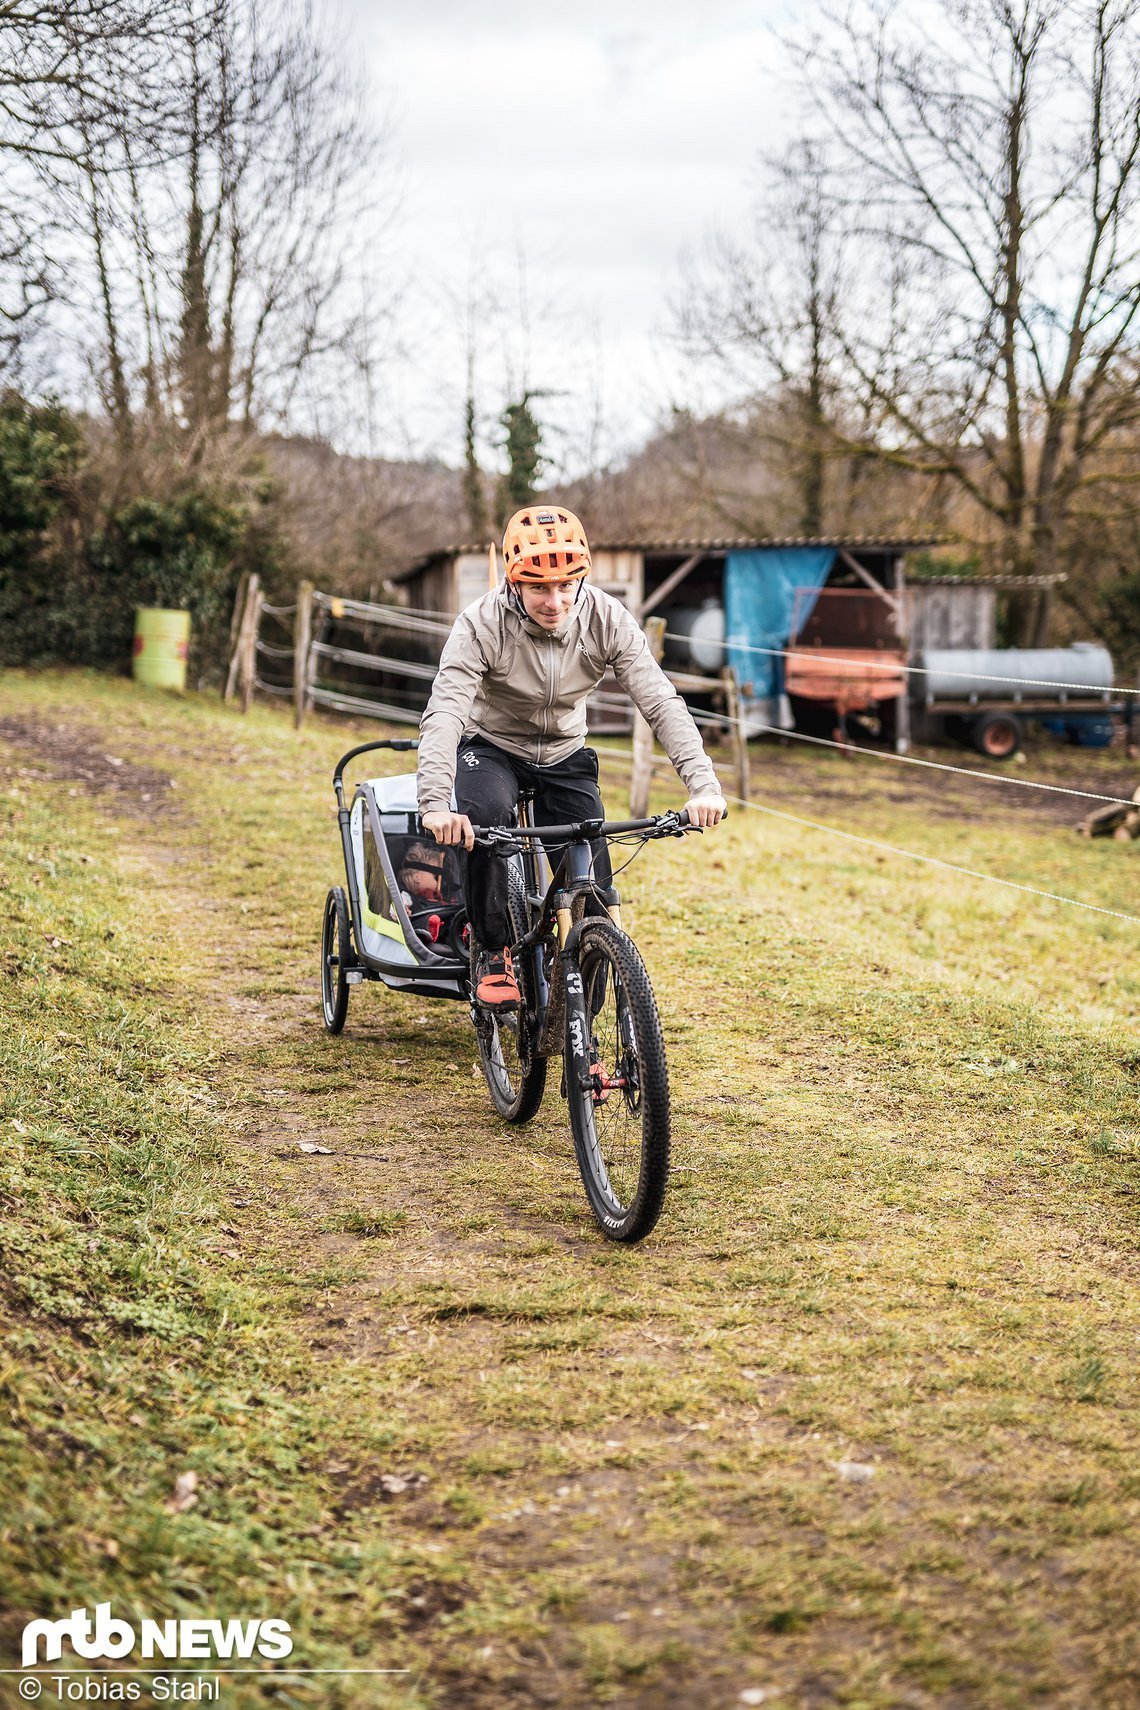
top-left (293, 580), bottom-right (314, 730)
top-left (720, 664), bottom-right (750, 803)
top-left (236, 573), bottom-right (261, 714)
top-left (629, 615), bottom-right (666, 816)
top-left (224, 570), bottom-right (250, 704)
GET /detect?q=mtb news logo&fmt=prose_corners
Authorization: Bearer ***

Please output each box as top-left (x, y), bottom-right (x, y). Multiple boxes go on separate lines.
top-left (22, 1604), bottom-right (293, 1667)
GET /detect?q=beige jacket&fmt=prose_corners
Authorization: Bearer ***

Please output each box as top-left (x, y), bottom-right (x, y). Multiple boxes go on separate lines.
top-left (417, 582), bottom-right (721, 815)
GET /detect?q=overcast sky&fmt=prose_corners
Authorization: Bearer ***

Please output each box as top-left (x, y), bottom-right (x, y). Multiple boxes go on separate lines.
top-left (338, 1), bottom-right (797, 470)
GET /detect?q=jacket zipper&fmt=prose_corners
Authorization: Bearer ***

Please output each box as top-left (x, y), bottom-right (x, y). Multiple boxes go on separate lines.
top-left (537, 636), bottom-right (558, 765)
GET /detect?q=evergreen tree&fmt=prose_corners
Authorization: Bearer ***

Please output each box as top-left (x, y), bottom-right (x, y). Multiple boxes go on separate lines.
top-left (496, 392), bottom-right (543, 526)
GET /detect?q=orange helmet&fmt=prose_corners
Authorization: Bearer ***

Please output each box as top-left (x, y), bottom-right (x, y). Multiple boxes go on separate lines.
top-left (502, 505), bottom-right (591, 584)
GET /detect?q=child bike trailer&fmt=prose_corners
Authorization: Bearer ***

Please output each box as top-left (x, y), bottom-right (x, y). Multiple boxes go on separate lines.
top-left (321, 738), bottom-right (471, 1031)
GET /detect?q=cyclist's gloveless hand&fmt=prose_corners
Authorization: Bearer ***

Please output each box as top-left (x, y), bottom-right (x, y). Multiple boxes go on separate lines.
top-left (422, 809), bottom-right (475, 851)
top-left (684, 793), bottom-right (727, 829)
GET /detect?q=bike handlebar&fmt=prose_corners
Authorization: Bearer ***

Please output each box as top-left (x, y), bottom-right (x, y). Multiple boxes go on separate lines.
top-left (467, 808), bottom-right (717, 848)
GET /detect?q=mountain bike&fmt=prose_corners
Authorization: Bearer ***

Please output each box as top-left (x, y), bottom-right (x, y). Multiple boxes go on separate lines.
top-left (469, 793), bottom-right (707, 1243)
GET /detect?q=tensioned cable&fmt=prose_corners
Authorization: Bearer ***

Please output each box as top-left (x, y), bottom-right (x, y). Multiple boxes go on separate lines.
top-left (742, 721), bottom-right (1139, 808)
top-left (668, 632), bottom-right (1140, 697)
top-left (591, 745), bottom-right (1140, 927)
top-left (726, 795), bottom-right (1140, 926)
top-left (312, 593), bottom-right (454, 635)
top-left (590, 680), bottom-right (1134, 804)
top-left (310, 640), bottom-right (440, 680)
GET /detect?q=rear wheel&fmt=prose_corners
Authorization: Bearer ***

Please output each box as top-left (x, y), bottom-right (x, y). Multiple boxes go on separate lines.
top-left (972, 710), bottom-right (1022, 759)
top-left (472, 887), bottom-right (546, 1123)
top-left (565, 919), bottom-right (670, 1243)
top-left (321, 886), bottom-right (351, 1034)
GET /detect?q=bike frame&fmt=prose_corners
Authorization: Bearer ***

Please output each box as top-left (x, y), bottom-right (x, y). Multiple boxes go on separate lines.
top-left (477, 801), bottom-right (684, 1068)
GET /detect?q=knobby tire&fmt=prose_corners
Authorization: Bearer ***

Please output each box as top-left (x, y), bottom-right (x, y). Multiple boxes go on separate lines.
top-left (565, 918), bottom-right (670, 1243)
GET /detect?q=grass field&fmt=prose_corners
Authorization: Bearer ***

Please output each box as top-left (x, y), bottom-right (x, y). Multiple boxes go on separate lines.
top-left (1, 669), bottom-right (1138, 1710)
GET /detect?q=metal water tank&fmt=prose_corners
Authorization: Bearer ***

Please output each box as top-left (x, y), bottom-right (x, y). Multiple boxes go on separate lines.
top-left (918, 642), bottom-right (1113, 701)
top-left (665, 602), bottom-right (725, 673)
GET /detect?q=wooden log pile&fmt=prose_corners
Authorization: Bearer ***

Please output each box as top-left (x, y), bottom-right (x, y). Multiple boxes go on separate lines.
top-left (1076, 784), bottom-right (1140, 840)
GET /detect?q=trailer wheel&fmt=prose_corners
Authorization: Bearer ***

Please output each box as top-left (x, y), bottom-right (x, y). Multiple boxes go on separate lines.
top-left (971, 710), bottom-right (1022, 760)
top-left (321, 885), bottom-right (351, 1034)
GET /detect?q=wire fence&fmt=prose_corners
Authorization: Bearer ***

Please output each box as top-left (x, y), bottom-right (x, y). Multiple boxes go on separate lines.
top-left (592, 744), bottom-right (1140, 929)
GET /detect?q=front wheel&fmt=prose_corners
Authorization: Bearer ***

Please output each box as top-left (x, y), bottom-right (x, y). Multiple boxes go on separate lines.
top-left (565, 919), bottom-right (670, 1243)
top-left (321, 886), bottom-right (351, 1034)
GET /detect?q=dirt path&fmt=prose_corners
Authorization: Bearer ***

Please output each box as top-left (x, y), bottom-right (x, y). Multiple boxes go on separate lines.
top-left (5, 686), bottom-right (1138, 1710)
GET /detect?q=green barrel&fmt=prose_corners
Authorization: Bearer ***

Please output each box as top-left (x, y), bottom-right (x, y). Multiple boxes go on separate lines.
top-left (133, 608), bottom-right (190, 691)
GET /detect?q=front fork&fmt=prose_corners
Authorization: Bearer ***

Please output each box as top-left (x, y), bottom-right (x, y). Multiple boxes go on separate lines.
top-left (559, 908), bottom-right (635, 1106)
top-left (562, 953), bottom-right (596, 1098)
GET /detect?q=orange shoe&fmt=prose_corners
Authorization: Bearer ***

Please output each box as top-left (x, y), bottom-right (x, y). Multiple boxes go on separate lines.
top-left (476, 947), bottom-right (520, 1007)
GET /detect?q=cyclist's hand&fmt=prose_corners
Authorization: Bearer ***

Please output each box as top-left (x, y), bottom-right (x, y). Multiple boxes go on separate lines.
top-left (684, 793), bottom-right (727, 829)
top-left (422, 809), bottom-right (475, 851)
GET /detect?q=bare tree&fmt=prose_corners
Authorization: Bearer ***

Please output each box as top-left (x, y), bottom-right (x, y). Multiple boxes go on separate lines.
top-left (0, 0), bottom-right (183, 373)
top-left (686, 0), bottom-right (1140, 582)
top-left (2, 0), bottom-right (389, 450)
top-left (680, 140), bottom-right (855, 534)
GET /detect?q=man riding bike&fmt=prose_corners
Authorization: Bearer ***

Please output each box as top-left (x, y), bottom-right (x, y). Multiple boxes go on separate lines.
top-left (418, 505), bottom-right (726, 1006)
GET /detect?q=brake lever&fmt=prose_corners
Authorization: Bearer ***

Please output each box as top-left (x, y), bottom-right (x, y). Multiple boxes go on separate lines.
top-left (651, 812), bottom-right (689, 839)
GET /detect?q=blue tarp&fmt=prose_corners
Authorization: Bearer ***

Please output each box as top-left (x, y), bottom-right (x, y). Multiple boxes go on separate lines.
top-left (724, 548), bottom-right (836, 699)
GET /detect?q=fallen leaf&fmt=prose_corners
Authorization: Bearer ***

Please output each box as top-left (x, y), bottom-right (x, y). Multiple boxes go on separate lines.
top-left (9, 1119), bottom-right (27, 1135)
top-left (165, 1471), bottom-right (199, 1513)
top-left (296, 1142), bottom-right (334, 1155)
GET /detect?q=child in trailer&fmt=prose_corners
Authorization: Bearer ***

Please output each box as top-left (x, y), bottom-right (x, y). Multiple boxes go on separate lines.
top-left (396, 838), bottom-right (448, 910)
top-left (416, 505), bottom-right (726, 1006)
